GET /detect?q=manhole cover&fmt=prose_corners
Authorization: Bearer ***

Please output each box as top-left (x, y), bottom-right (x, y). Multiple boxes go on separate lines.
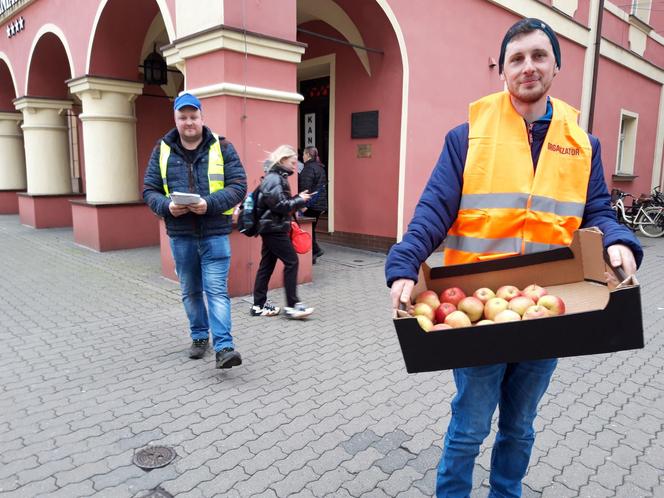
top-left (133, 446), bottom-right (176, 470)
top-left (135, 487), bottom-right (173, 498)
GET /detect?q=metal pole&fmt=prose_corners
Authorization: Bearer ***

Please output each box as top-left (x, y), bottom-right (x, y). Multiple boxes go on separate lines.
top-left (587, 0), bottom-right (605, 134)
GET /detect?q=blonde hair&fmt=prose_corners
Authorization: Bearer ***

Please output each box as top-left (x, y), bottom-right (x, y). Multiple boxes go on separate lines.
top-left (264, 144), bottom-right (297, 172)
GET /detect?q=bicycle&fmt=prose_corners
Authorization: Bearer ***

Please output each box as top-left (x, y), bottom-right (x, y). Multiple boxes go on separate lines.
top-left (611, 188), bottom-right (664, 238)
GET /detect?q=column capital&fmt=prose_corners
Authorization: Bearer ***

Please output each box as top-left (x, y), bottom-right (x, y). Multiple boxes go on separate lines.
top-left (67, 76), bottom-right (144, 101)
top-left (162, 24), bottom-right (305, 67)
top-left (13, 97), bottom-right (73, 113)
top-left (0, 111), bottom-right (23, 122)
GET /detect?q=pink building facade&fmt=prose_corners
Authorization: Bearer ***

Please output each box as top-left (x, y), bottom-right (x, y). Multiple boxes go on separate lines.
top-left (1, 0), bottom-right (662, 295)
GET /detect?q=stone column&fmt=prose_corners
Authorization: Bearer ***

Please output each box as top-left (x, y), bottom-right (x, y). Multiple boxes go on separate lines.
top-left (13, 97), bottom-right (73, 195)
top-left (67, 77), bottom-right (144, 203)
top-left (0, 112), bottom-right (26, 190)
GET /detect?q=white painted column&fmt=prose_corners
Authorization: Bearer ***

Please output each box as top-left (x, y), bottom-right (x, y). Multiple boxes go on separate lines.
top-left (0, 112), bottom-right (26, 189)
top-left (13, 97), bottom-right (73, 195)
top-left (68, 77), bottom-right (143, 203)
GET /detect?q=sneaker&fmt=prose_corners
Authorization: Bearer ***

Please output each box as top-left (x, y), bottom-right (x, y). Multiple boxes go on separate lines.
top-left (189, 339), bottom-right (209, 359)
top-left (250, 301), bottom-right (281, 316)
top-left (284, 302), bottom-right (314, 319)
top-left (216, 348), bottom-right (242, 369)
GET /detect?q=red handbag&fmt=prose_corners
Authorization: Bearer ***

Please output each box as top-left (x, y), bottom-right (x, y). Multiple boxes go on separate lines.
top-left (290, 221), bottom-right (312, 254)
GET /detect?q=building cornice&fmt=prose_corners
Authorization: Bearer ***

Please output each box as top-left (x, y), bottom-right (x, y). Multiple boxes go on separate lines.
top-left (0, 0), bottom-right (35, 24)
top-left (162, 24), bottom-right (306, 66)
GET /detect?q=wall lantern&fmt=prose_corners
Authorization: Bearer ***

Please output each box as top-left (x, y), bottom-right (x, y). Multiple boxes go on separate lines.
top-left (142, 45), bottom-right (167, 85)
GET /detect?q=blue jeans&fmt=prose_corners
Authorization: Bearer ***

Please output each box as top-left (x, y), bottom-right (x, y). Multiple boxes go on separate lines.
top-left (169, 234), bottom-right (234, 352)
top-left (436, 359), bottom-right (557, 498)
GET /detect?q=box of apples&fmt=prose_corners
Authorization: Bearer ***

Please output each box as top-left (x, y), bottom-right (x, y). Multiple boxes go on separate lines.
top-left (393, 228), bottom-right (643, 373)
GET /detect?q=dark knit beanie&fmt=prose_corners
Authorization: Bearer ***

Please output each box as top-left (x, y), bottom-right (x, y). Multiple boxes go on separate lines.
top-left (498, 18), bottom-right (561, 74)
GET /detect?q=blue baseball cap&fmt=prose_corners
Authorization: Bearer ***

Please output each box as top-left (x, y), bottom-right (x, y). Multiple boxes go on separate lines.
top-left (173, 92), bottom-right (202, 111)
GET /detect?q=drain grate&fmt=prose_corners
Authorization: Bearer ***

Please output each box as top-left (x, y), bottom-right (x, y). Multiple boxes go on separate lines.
top-left (133, 446), bottom-right (176, 470)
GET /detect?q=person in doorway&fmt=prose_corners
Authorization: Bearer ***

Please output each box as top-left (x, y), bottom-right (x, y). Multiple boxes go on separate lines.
top-left (298, 146), bottom-right (328, 263)
top-left (385, 18), bottom-right (642, 498)
top-left (250, 145), bottom-right (315, 319)
top-left (143, 93), bottom-right (247, 369)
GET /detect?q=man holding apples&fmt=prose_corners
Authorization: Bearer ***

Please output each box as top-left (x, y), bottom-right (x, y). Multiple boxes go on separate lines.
top-left (385, 18), bottom-right (642, 498)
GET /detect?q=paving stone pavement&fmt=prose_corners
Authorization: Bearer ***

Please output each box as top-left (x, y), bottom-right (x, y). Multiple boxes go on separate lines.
top-left (1, 213), bottom-right (663, 498)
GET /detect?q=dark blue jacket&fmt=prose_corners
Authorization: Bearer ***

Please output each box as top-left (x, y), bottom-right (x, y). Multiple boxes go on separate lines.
top-left (143, 127), bottom-right (247, 237)
top-left (385, 121), bottom-right (643, 286)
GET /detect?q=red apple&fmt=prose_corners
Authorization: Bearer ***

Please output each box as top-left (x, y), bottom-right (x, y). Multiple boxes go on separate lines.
top-left (412, 302), bottom-right (435, 322)
top-left (444, 310), bottom-right (472, 328)
top-left (508, 296), bottom-right (536, 316)
top-left (522, 305), bottom-right (550, 320)
top-left (494, 309), bottom-right (522, 323)
top-left (415, 290), bottom-right (440, 312)
top-left (537, 295), bottom-right (566, 316)
top-left (496, 285), bottom-right (521, 301)
top-left (434, 302), bottom-right (457, 324)
top-left (475, 319), bottom-right (494, 326)
top-left (457, 296), bottom-right (485, 322)
top-left (430, 323), bottom-right (453, 332)
top-left (521, 284), bottom-right (548, 302)
top-left (483, 297), bottom-right (509, 321)
top-left (415, 314), bottom-right (434, 332)
top-left (473, 287), bottom-right (496, 304)
top-left (439, 287), bottom-right (467, 307)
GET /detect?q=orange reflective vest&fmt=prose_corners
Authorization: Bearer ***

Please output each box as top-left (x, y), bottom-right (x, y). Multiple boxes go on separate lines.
top-left (444, 91), bottom-right (592, 265)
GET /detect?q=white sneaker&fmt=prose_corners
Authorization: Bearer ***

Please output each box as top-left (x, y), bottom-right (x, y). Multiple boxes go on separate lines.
top-left (250, 301), bottom-right (281, 316)
top-left (284, 302), bottom-right (314, 319)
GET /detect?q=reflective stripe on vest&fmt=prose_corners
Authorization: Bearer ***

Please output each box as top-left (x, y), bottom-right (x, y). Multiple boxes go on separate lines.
top-left (159, 133), bottom-right (233, 215)
top-left (444, 92), bottom-right (592, 266)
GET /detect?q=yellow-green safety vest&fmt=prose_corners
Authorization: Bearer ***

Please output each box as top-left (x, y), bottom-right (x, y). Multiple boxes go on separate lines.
top-left (159, 133), bottom-right (234, 215)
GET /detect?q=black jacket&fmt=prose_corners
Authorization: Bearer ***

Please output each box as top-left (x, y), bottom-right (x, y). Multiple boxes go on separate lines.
top-left (298, 159), bottom-right (328, 212)
top-left (257, 166), bottom-right (306, 234)
top-left (143, 127), bottom-right (247, 237)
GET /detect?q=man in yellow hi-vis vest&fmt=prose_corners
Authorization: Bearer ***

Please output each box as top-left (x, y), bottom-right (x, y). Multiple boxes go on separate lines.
top-left (144, 93), bottom-right (247, 369)
top-left (386, 19), bottom-right (642, 497)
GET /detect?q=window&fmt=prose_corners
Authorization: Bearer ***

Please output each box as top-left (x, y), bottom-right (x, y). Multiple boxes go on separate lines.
top-left (616, 111), bottom-right (638, 176)
top-left (631, 0), bottom-right (652, 25)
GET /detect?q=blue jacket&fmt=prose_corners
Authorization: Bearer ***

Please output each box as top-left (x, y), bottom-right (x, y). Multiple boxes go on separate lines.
top-left (385, 121), bottom-right (643, 286)
top-left (143, 127), bottom-right (247, 237)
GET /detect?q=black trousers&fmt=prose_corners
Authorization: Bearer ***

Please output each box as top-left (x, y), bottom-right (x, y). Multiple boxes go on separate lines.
top-left (306, 209), bottom-right (324, 255)
top-left (253, 231), bottom-right (299, 308)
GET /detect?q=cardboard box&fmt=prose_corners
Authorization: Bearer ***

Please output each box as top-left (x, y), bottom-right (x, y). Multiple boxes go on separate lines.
top-left (393, 229), bottom-right (643, 373)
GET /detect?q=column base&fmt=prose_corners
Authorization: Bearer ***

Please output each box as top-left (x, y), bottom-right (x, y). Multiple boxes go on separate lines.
top-left (159, 219), bottom-right (313, 297)
top-left (71, 201), bottom-right (160, 252)
top-left (0, 190), bottom-right (25, 214)
top-left (18, 193), bottom-right (86, 228)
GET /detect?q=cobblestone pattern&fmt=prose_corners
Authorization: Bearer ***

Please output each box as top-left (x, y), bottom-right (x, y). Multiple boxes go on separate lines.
top-left (1, 215), bottom-right (663, 497)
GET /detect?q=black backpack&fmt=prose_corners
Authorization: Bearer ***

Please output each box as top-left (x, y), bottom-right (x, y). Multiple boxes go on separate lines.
top-left (237, 185), bottom-right (261, 237)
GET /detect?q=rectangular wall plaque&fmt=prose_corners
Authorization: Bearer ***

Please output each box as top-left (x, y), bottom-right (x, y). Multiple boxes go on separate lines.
top-left (351, 111), bottom-right (378, 139)
top-left (357, 144), bottom-right (372, 158)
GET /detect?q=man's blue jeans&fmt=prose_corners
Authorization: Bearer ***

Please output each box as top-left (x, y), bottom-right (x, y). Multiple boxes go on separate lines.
top-left (169, 234), bottom-right (234, 352)
top-left (436, 359), bottom-right (557, 498)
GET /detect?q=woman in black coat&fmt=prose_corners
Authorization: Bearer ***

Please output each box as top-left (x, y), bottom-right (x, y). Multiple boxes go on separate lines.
top-left (250, 145), bottom-right (314, 319)
top-left (298, 146), bottom-right (328, 263)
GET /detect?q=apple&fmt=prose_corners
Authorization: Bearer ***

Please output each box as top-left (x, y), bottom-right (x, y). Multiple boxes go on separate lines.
top-left (483, 297), bottom-right (509, 321)
top-left (475, 319), bottom-right (494, 326)
top-left (537, 295), bottom-right (566, 316)
top-left (522, 305), bottom-right (550, 320)
top-left (496, 285), bottom-right (521, 301)
top-left (473, 287), bottom-right (496, 304)
top-left (508, 296), bottom-right (536, 316)
top-left (457, 296), bottom-right (485, 322)
top-left (444, 310), bottom-right (472, 328)
top-left (415, 290), bottom-right (440, 312)
top-left (430, 323), bottom-right (453, 331)
top-left (494, 309), bottom-right (522, 323)
top-left (412, 302), bottom-right (435, 322)
top-left (415, 314), bottom-right (434, 332)
top-left (439, 287), bottom-right (467, 307)
top-left (434, 302), bottom-right (457, 324)
top-left (521, 284), bottom-right (548, 302)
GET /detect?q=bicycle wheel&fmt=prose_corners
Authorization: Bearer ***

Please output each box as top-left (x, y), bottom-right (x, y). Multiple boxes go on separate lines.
top-left (638, 207), bottom-right (664, 237)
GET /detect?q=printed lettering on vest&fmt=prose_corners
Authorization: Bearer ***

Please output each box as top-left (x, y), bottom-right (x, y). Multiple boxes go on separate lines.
top-left (547, 142), bottom-right (580, 156)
